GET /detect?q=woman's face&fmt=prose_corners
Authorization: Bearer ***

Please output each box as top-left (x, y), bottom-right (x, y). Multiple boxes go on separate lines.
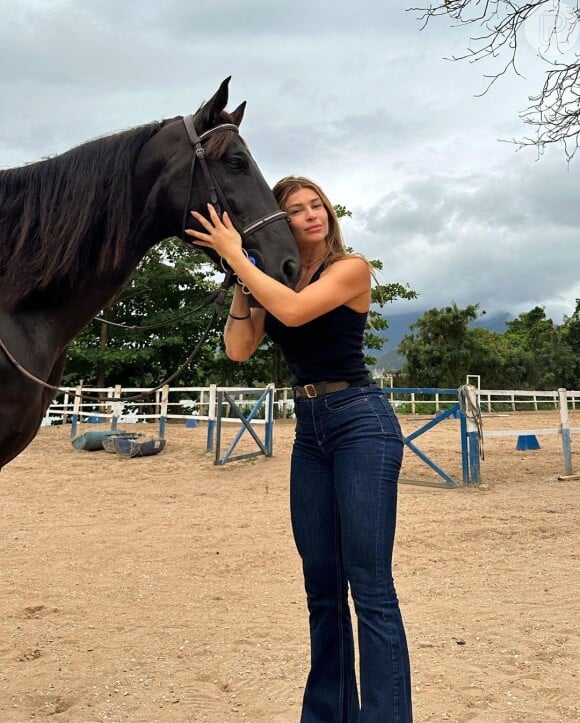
top-left (283, 188), bottom-right (329, 248)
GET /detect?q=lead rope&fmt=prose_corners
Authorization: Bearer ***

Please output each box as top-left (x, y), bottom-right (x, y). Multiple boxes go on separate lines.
top-left (0, 271), bottom-right (233, 404)
top-left (95, 286), bottom-right (224, 331)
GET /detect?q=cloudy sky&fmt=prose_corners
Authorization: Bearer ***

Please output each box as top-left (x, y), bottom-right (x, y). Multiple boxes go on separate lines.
top-left (1, 0), bottom-right (579, 324)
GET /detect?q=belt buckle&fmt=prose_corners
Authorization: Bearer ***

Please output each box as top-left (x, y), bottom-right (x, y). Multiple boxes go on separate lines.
top-left (304, 384), bottom-right (317, 398)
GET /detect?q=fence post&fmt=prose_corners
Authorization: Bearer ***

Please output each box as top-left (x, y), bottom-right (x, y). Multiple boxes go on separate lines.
top-left (111, 385), bottom-right (122, 431)
top-left (71, 385), bottom-right (82, 438)
top-left (206, 384), bottom-right (217, 451)
top-left (265, 383), bottom-right (275, 456)
top-left (214, 389), bottom-right (224, 462)
top-left (465, 385), bottom-right (481, 485)
top-left (159, 385), bottom-right (169, 439)
top-left (559, 388), bottom-right (574, 476)
top-left (460, 411), bottom-right (469, 485)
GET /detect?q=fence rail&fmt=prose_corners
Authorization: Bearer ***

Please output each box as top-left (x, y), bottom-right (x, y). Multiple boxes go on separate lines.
top-left (475, 388), bottom-right (579, 412)
top-left (45, 385), bottom-right (580, 425)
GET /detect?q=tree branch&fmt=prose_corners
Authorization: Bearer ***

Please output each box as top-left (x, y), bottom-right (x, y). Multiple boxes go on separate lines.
top-left (409, 1), bottom-right (580, 159)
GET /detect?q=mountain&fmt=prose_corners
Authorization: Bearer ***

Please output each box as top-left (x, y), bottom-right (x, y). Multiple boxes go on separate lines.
top-left (369, 310), bottom-right (512, 371)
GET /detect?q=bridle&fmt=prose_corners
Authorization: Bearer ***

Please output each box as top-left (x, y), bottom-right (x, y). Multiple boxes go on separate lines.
top-left (181, 115), bottom-right (288, 274)
top-left (0, 116), bottom-right (288, 400)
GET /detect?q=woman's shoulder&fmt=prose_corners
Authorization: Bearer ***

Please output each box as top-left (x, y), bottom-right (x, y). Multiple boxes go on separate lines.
top-left (325, 254), bottom-right (371, 274)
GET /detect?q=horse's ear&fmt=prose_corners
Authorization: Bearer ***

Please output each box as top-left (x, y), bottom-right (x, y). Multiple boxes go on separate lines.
top-left (196, 77), bottom-right (231, 130)
top-left (230, 101), bottom-right (246, 127)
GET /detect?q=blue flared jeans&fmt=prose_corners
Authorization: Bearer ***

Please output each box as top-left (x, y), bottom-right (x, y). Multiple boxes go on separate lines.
top-left (291, 384), bottom-right (412, 723)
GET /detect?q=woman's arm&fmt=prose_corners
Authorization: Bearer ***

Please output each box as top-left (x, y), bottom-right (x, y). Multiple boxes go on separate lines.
top-left (224, 285), bottom-right (267, 361)
top-left (187, 206), bottom-right (371, 327)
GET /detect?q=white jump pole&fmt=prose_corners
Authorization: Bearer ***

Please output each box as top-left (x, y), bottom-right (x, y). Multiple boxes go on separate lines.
top-left (464, 384), bottom-right (481, 485)
top-left (71, 384), bottom-right (82, 438)
top-left (111, 384), bottom-right (122, 431)
top-left (559, 387), bottom-right (574, 476)
top-left (207, 384), bottom-right (217, 451)
top-left (159, 385), bottom-right (169, 439)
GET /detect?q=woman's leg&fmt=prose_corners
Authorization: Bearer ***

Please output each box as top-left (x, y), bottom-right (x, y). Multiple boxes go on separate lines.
top-left (291, 408), bottom-right (360, 723)
top-left (327, 388), bottom-right (413, 722)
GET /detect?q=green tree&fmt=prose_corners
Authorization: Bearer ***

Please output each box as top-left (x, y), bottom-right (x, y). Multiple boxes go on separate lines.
top-left (504, 306), bottom-right (578, 389)
top-left (397, 301), bottom-right (579, 390)
top-left (560, 299), bottom-right (580, 387)
top-left (398, 303), bottom-right (480, 387)
top-left (365, 267), bottom-right (417, 367)
top-left (62, 239), bottom-right (224, 387)
top-left (340, 204), bottom-right (417, 367)
top-left (468, 326), bottom-right (531, 388)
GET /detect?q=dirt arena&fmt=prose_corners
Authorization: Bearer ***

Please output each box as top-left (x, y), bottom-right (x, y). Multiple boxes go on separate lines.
top-left (1, 410), bottom-right (578, 722)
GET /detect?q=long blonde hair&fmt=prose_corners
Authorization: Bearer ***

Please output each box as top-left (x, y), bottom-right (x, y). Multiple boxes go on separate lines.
top-left (272, 176), bottom-right (349, 267)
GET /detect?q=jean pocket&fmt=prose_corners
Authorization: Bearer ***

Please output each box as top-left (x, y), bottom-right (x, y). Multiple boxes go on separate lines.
top-left (377, 394), bottom-right (403, 436)
top-left (324, 387), bottom-right (367, 411)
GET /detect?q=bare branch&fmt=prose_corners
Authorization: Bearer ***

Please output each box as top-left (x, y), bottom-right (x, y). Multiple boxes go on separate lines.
top-left (519, 60), bottom-right (580, 160)
top-left (409, 1), bottom-right (580, 159)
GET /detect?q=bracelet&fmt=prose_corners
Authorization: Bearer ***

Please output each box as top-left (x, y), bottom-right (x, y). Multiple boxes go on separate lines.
top-left (228, 311), bottom-right (251, 320)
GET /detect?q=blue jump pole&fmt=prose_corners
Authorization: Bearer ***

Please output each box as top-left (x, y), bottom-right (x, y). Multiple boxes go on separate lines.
top-left (264, 384), bottom-right (274, 456)
top-left (460, 412), bottom-right (469, 485)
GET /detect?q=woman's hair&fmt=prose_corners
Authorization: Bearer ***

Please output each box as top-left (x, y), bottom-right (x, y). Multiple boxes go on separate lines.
top-left (272, 176), bottom-right (348, 266)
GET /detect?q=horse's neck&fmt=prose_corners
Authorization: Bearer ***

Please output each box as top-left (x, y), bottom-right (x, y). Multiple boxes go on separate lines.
top-left (10, 256), bottom-right (147, 352)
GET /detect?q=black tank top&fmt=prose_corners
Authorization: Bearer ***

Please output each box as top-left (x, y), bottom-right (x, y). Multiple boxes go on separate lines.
top-left (264, 265), bottom-right (371, 387)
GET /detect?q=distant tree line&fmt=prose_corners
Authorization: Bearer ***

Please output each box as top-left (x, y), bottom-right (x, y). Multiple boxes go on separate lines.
top-left (63, 212), bottom-right (578, 393)
top-left (396, 301), bottom-right (580, 390)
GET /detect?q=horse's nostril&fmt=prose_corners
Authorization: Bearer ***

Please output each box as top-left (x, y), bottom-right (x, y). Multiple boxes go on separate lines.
top-left (282, 259), bottom-right (299, 286)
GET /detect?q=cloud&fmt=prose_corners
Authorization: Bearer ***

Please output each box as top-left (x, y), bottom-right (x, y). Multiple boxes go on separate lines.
top-left (350, 151), bottom-right (580, 321)
top-left (0, 0), bottom-right (577, 325)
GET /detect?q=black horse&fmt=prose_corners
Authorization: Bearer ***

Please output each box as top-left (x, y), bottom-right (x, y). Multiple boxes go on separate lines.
top-left (0, 78), bottom-right (299, 470)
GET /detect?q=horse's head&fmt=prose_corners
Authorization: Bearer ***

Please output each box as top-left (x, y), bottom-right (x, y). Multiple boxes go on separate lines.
top-left (137, 78), bottom-right (300, 288)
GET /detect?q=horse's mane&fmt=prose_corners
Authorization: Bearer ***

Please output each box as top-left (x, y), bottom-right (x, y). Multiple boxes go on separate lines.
top-left (0, 121), bottom-right (162, 305)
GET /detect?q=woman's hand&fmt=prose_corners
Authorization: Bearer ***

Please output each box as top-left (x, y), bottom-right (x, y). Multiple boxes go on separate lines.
top-left (185, 204), bottom-right (244, 264)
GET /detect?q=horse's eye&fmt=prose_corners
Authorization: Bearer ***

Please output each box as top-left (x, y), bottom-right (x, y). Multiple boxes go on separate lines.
top-left (226, 156), bottom-right (248, 172)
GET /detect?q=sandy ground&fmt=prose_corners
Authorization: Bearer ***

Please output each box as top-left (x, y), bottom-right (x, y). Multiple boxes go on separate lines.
top-left (0, 410), bottom-right (578, 722)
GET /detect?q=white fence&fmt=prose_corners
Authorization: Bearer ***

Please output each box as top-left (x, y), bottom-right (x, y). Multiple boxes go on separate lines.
top-left (44, 384), bottom-right (278, 427)
top-left (476, 388), bottom-right (579, 412)
top-left (44, 385), bottom-right (580, 426)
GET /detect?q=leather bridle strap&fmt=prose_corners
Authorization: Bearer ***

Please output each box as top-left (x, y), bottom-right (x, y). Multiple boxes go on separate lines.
top-left (182, 116), bottom-right (238, 215)
top-left (181, 115), bottom-right (288, 242)
top-left (242, 209), bottom-right (287, 236)
top-left (181, 117), bottom-right (234, 236)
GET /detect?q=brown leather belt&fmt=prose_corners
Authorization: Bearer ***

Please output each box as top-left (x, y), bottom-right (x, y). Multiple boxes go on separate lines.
top-left (294, 381), bottom-right (350, 398)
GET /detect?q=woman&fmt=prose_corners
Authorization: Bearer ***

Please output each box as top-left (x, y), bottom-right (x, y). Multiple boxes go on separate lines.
top-left (186, 176), bottom-right (412, 722)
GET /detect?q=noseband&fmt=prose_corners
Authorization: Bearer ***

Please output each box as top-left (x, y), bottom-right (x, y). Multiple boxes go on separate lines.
top-left (181, 115), bottom-right (287, 255)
